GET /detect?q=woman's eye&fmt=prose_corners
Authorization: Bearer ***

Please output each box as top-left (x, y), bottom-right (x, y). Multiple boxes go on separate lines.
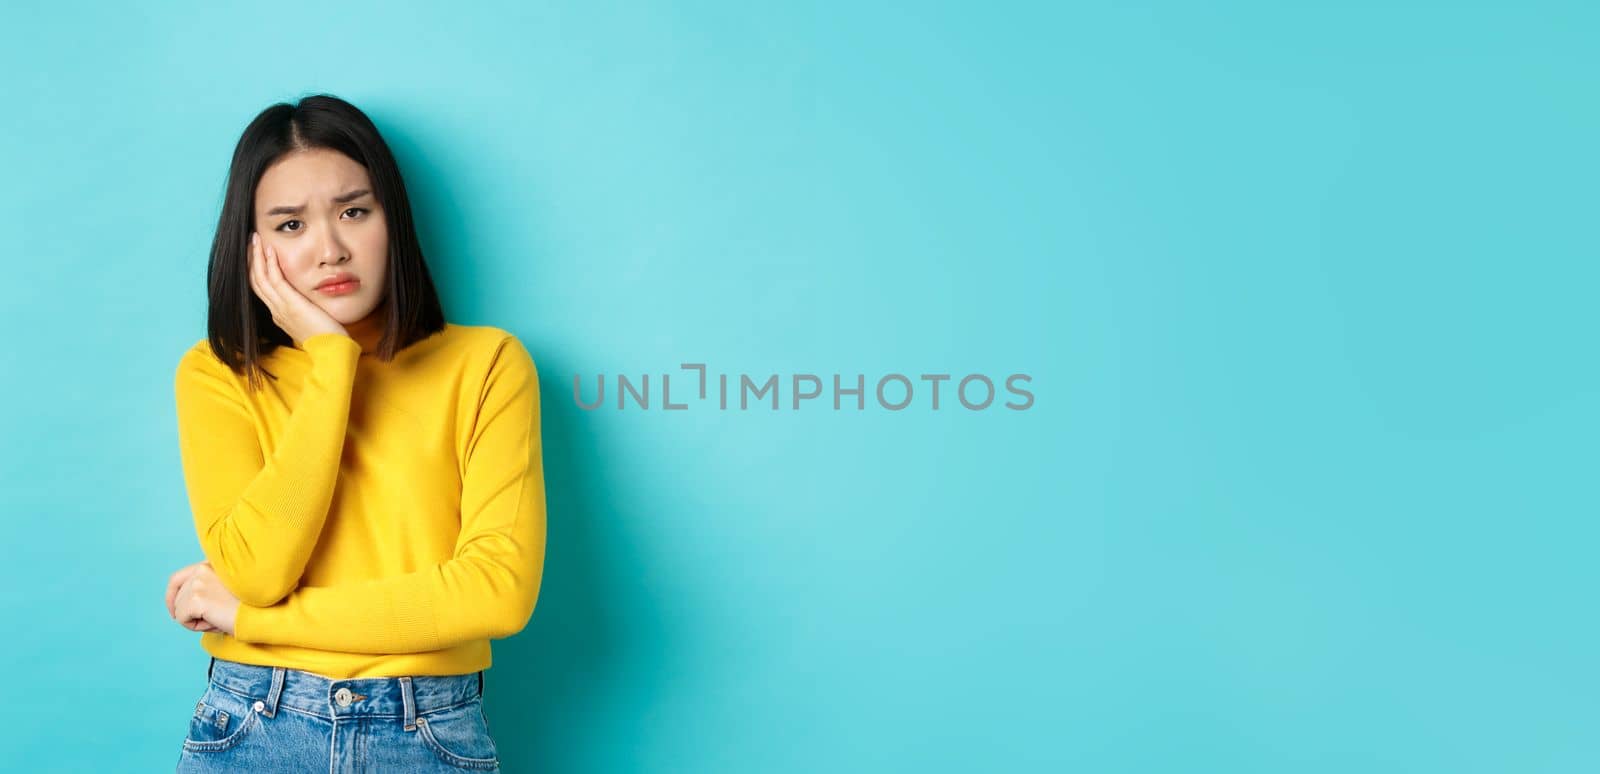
top-left (274, 209), bottom-right (364, 232)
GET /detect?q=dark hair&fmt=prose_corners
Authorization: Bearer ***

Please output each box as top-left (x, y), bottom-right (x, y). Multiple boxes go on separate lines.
top-left (204, 93), bottom-right (446, 391)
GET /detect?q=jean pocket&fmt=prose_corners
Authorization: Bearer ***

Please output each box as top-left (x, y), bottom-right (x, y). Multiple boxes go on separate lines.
top-left (415, 697), bottom-right (500, 770)
top-left (182, 685), bottom-right (263, 753)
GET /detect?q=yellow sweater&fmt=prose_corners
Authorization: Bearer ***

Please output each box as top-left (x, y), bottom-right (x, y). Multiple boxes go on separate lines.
top-left (173, 312), bottom-right (546, 678)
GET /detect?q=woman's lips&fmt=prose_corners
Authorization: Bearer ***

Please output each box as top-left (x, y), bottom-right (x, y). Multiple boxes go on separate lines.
top-left (317, 279), bottom-right (360, 296)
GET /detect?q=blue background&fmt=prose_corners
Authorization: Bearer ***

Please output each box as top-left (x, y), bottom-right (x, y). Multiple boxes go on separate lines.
top-left (2, 1), bottom-right (1594, 771)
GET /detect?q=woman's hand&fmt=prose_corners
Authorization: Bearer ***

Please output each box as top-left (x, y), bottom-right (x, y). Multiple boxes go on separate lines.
top-left (167, 560), bottom-right (241, 636)
top-left (250, 231), bottom-right (349, 347)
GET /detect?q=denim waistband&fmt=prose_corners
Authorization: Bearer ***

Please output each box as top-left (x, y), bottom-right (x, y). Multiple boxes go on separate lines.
top-left (206, 657), bottom-right (484, 726)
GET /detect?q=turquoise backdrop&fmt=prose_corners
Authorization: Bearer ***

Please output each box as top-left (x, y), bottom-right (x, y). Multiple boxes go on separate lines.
top-left (2, 1), bottom-right (1594, 771)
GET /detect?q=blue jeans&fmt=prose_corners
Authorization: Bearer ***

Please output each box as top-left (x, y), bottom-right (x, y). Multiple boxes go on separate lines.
top-left (176, 657), bottom-right (500, 772)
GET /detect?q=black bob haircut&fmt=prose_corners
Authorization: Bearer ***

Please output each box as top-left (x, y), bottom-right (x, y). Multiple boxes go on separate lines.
top-left (204, 93), bottom-right (445, 391)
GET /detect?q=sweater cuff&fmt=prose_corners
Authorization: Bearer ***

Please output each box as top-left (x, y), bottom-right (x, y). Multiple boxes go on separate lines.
top-left (301, 332), bottom-right (361, 357)
top-left (233, 603), bottom-right (261, 643)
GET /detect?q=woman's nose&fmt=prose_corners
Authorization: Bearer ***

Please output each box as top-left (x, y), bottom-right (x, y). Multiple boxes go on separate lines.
top-left (316, 231), bottom-right (350, 265)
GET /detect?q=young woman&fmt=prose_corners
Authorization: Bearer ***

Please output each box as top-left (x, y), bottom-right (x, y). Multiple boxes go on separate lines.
top-left (164, 94), bottom-right (546, 772)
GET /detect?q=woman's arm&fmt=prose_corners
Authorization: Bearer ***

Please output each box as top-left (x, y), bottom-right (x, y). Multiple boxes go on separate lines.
top-left (231, 336), bottom-right (547, 653)
top-left (174, 333), bottom-right (361, 607)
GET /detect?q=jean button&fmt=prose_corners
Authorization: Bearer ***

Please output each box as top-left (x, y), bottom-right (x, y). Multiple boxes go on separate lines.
top-left (334, 687), bottom-right (353, 707)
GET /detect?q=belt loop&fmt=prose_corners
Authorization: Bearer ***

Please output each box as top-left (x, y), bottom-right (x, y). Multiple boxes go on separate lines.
top-left (478, 671), bottom-right (484, 698)
top-left (263, 666), bottom-right (286, 717)
top-left (400, 676), bottom-right (418, 731)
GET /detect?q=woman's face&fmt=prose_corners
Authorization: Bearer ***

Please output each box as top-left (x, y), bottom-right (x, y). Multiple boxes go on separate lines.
top-left (253, 148), bottom-right (389, 323)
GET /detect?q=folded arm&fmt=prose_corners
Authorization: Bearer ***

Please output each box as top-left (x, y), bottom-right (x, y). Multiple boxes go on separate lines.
top-left (174, 334), bottom-right (361, 606)
top-left (232, 336), bottom-right (548, 653)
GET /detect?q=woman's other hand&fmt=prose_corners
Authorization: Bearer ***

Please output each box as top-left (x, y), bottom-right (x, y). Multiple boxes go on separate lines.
top-left (167, 560), bottom-right (241, 636)
top-left (250, 231), bottom-right (349, 347)
top-left (165, 561), bottom-right (217, 632)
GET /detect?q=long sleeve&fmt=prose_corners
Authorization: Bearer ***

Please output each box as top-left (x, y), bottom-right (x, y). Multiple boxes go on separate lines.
top-left (231, 335), bottom-right (547, 653)
top-left (174, 333), bottom-right (361, 607)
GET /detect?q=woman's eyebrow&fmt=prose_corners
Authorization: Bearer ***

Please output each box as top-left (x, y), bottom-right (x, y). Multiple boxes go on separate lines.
top-left (264, 188), bottom-right (372, 216)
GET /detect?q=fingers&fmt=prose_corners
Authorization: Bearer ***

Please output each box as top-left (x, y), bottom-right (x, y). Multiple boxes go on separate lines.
top-left (257, 232), bottom-right (286, 295)
top-left (250, 232), bottom-right (276, 311)
top-left (251, 231), bottom-right (308, 340)
top-left (173, 573), bottom-right (213, 632)
top-left (249, 232), bottom-right (259, 293)
top-left (251, 232), bottom-right (286, 323)
top-left (166, 563), bottom-right (203, 620)
top-left (168, 560), bottom-right (217, 625)
top-left (173, 575), bottom-right (194, 625)
top-left (264, 237), bottom-right (285, 286)
top-left (173, 570), bottom-right (219, 633)
top-left (249, 233), bottom-right (264, 304)
top-left (263, 239), bottom-right (302, 312)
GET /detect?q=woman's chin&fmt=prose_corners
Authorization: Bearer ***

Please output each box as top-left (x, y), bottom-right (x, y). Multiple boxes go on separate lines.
top-left (319, 297), bottom-right (375, 323)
